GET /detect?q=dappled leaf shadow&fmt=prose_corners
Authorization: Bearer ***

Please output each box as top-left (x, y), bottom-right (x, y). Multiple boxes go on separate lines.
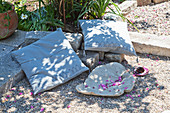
top-left (79, 20), bottom-right (136, 56)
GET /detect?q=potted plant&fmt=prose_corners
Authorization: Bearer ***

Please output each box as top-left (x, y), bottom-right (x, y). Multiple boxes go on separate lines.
top-left (0, 0), bottom-right (18, 40)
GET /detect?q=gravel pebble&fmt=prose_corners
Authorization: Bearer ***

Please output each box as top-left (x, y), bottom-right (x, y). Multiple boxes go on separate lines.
top-left (126, 1), bottom-right (170, 36)
top-left (0, 53), bottom-right (169, 113)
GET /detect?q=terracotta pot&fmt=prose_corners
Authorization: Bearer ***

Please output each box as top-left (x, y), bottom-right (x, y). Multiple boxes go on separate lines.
top-left (0, 3), bottom-right (18, 40)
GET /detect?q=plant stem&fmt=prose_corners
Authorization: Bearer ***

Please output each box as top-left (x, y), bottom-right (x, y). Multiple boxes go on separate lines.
top-left (39, 0), bottom-right (41, 18)
top-left (63, 0), bottom-right (66, 30)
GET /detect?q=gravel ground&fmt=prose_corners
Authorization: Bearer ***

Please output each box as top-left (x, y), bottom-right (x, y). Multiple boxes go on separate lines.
top-left (0, 53), bottom-right (170, 113)
top-left (1, 1), bottom-right (170, 113)
top-left (126, 1), bottom-right (170, 36)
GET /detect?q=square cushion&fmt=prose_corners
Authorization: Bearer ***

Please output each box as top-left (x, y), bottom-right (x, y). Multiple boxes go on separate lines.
top-left (12, 28), bottom-right (89, 95)
top-left (79, 19), bottom-right (136, 56)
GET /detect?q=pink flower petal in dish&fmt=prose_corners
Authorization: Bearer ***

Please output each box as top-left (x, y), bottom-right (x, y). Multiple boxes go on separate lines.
top-left (124, 87), bottom-right (128, 90)
top-left (31, 106), bottom-right (34, 109)
top-left (138, 95), bottom-right (141, 97)
top-left (129, 95), bottom-right (133, 98)
top-left (110, 80), bottom-right (114, 83)
top-left (106, 80), bottom-right (109, 82)
top-left (67, 105), bottom-right (71, 108)
top-left (146, 88), bottom-right (149, 90)
top-left (126, 94), bottom-right (129, 97)
top-left (30, 92), bottom-right (33, 96)
top-left (11, 88), bottom-right (15, 91)
top-left (115, 79), bottom-right (119, 82)
top-left (117, 83), bottom-right (121, 86)
top-left (40, 108), bottom-right (45, 112)
top-left (19, 93), bottom-right (22, 95)
top-left (133, 74), bottom-right (136, 77)
top-left (85, 85), bottom-right (88, 88)
top-left (101, 84), bottom-right (106, 88)
top-left (111, 83), bottom-right (116, 86)
top-left (98, 85), bottom-right (101, 89)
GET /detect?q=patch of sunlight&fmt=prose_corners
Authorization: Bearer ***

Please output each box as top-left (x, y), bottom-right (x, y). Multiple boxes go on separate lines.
top-left (50, 48), bottom-right (56, 54)
top-left (48, 71), bottom-right (57, 75)
top-left (32, 67), bottom-right (37, 73)
top-left (0, 77), bottom-right (4, 80)
top-left (42, 58), bottom-right (50, 66)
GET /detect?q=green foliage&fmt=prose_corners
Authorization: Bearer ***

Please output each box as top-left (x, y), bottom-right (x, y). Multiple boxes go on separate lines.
top-left (78, 0), bottom-right (121, 19)
top-left (0, 0), bottom-right (138, 32)
top-left (77, 0), bottom-right (139, 32)
top-left (90, 0), bottom-right (111, 19)
top-left (14, 0), bottom-right (64, 31)
top-left (0, 1), bottom-right (12, 13)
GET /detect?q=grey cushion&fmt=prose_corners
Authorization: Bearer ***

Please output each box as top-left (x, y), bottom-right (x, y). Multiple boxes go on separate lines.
top-left (12, 28), bottom-right (89, 95)
top-left (79, 19), bottom-right (136, 56)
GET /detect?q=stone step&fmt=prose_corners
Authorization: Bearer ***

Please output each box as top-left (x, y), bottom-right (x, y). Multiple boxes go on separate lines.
top-left (0, 53), bottom-right (25, 94)
top-left (77, 50), bottom-right (99, 71)
top-left (136, 0), bottom-right (151, 6)
top-left (119, 1), bottom-right (137, 16)
top-left (105, 53), bottom-right (125, 63)
top-left (0, 30), bottom-right (26, 57)
top-left (153, 0), bottom-right (168, 4)
top-left (0, 44), bottom-right (14, 57)
top-left (0, 30), bottom-right (26, 94)
top-left (25, 31), bottom-right (83, 52)
top-left (129, 32), bottom-right (170, 57)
